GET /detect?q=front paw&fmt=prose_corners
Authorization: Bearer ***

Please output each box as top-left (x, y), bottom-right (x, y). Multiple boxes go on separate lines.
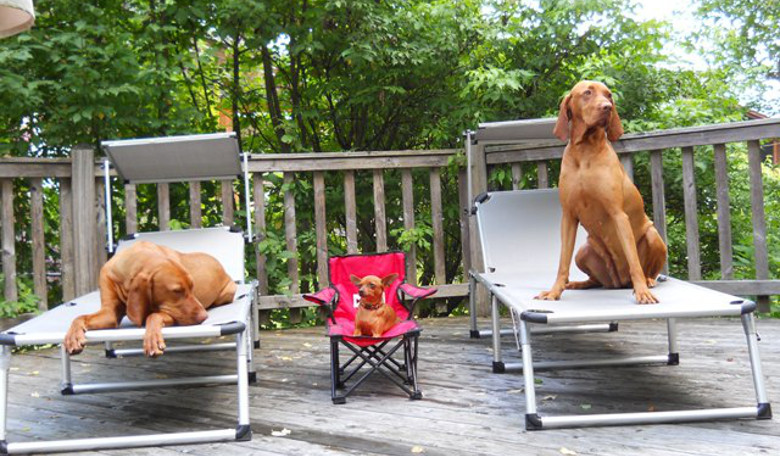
top-left (534, 289), bottom-right (562, 301)
top-left (64, 322), bottom-right (87, 355)
top-left (634, 287), bottom-right (659, 305)
top-left (143, 327), bottom-right (166, 357)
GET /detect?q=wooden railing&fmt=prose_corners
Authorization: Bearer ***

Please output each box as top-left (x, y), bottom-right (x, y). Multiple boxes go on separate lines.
top-left (1, 117), bottom-right (779, 322)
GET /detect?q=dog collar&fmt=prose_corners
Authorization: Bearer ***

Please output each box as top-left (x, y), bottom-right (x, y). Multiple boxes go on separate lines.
top-left (361, 301), bottom-right (384, 311)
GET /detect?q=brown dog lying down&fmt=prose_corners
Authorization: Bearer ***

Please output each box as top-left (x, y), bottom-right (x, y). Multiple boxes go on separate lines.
top-left (351, 273), bottom-right (400, 337)
top-left (536, 80), bottom-right (667, 304)
top-left (64, 241), bottom-right (237, 357)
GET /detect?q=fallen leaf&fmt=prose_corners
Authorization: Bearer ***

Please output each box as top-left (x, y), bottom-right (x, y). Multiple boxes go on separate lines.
top-left (648, 404), bottom-right (656, 412)
top-left (31, 392), bottom-right (40, 398)
top-left (560, 447), bottom-right (577, 455)
top-left (303, 342), bottom-right (312, 348)
top-left (543, 395), bottom-right (557, 401)
top-left (534, 378), bottom-right (544, 385)
top-left (580, 403), bottom-right (592, 410)
top-left (271, 428), bottom-right (292, 437)
top-left (30, 371), bottom-right (39, 376)
top-left (411, 446), bottom-right (425, 454)
top-left (507, 388), bottom-right (524, 394)
top-left (280, 356), bottom-right (293, 361)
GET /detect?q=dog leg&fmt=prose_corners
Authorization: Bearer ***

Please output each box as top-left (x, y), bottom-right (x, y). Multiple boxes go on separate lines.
top-left (637, 226), bottom-right (667, 288)
top-left (536, 210), bottom-right (579, 300)
top-left (612, 213), bottom-right (658, 304)
top-left (64, 307), bottom-right (123, 355)
top-left (143, 312), bottom-right (175, 357)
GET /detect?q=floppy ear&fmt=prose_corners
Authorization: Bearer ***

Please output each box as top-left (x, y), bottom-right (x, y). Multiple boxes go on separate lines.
top-left (553, 94), bottom-right (572, 142)
top-left (349, 274), bottom-right (362, 286)
top-left (126, 272), bottom-right (152, 326)
top-left (381, 273), bottom-right (399, 288)
top-left (607, 103), bottom-right (624, 142)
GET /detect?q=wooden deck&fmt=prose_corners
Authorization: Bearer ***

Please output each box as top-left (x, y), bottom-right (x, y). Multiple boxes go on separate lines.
top-left (4, 316), bottom-right (779, 455)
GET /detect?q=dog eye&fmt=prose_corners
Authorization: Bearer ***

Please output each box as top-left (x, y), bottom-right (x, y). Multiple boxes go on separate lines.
top-left (584, 89), bottom-right (592, 96)
top-left (607, 93), bottom-right (612, 98)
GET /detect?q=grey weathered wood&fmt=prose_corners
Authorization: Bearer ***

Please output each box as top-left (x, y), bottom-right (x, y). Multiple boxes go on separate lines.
top-left (401, 168), bottom-right (417, 285)
top-left (372, 169), bottom-right (387, 252)
top-left (0, 157), bottom-right (72, 178)
top-left (681, 146), bottom-right (701, 281)
top-left (485, 117), bottom-right (780, 164)
top-left (71, 146), bottom-right (98, 295)
top-left (59, 178), bottom-right (75, 301)
top-left (29, 178), bottom-right (47, 310)
top-left (469, 143), bottom-right (489, 317)
top-left (221, 180), bottom-right (234, 226)
top-left (248, 149), bottom-right (458, 172)
top-left (430, 168), bottom-right (446, 313)
top-left (189, 181), bottom-right (201, 228)
top-left (712, 144), bottom-right (733, 280)
top-left (157, 182), bottom-right (170, 231)
top-left (95, 178), bottom-right (107, 269)
top-left (6, 316), bottom-right (780, 456)
top-left (124, 183), bottom-right (137, 234)
top-left (253, 174), bottom-right (268, 296)
top-left (343, 170), bottom-right (358, 254)
top-left (1, 179), bottom-right (17, 302)
top-left (284, 173), bottom-right (301, 324)
top-left (457, 169), bottom-right (472, 277)
top-left (536, 161), bottom-right (549, 189)
top-left (649, 150), bottom-right (668, 275)
top-left (511, 163), bottom-right (523, 190)
top-left (313, 172), bottom-right (328, 287)
top-left (692, 279), bottom-right (780, 296)
top-left (620, 154), bottom-right (634, 182)
top-left (747, 140), bottom-right (770, 312)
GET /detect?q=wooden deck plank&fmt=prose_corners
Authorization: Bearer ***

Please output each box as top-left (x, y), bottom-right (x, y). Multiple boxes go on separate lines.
top-left (3, 317), bottom-right (779, 455)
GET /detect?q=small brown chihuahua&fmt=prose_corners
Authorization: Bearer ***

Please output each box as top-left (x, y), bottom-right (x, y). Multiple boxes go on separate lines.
top-left (351, 273), bottom-right (400, 337)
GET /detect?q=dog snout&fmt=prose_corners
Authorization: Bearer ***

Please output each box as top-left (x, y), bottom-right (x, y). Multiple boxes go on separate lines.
top-left (598, 102), bottom-right (612, 113)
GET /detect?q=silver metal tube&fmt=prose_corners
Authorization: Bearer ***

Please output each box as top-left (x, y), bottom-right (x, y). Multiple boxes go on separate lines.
top-left (531, 323), bottom-right (614, 335)
top-left (491, 295), bottom-right (501, 364)
top-left (12, 325), bottom-right (224, 346)
top-left (60, 345), bottom-right (72, 387)
top-left (519, 320), bottom-right (537, 414)
top-left (6, 429), bottom-right (236, 454)
top-left (465, 131), bottom-right (473, 217)
top-left (235, 330), bottom-right (250, 425)
top-left (667, 318), bottom-right (678, 354)
top-left (104, 159), bottom-right (114, 253)
top-left (110, 343), bottom-right (236, 357)
top-left (242, 152), bottom-right (253, 242)
top-left (502, 355), bottom-right (670, 372)
top-left (469, 274), bottom-right (478, 333)
top-left (478, 328), bottom-right (514, 338)
top-left (540, 407), bottom-right (758, 429)
top-left (741, 313), bottom-right (769, 404)
top-left (0, 346), bottom-right (11, 441)
top-left (70, 375), bottom-right (237, 394)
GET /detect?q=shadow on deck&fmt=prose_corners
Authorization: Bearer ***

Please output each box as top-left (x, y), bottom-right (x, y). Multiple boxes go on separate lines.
top-left (5, 316), bottom-right (779, 455)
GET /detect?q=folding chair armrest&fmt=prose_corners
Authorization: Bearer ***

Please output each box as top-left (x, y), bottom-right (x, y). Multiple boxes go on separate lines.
top-left (303, 287), bottom-right (338, 322)
top-left (397, 283), bottom-right (438, 319)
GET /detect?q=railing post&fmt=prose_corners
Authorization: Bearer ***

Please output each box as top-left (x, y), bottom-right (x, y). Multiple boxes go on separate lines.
top-left (747, 140), bottom-right (770, 312)
top-left (1, 179), bottom-right (16, 302)
top-left (71, 146), bottom-right (98, 295)
top-left (468, 139), bottom-right (489, 317)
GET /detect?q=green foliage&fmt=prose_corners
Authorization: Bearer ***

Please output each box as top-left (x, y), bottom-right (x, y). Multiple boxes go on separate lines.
top-left (0, 275), bottom-right (40, 319)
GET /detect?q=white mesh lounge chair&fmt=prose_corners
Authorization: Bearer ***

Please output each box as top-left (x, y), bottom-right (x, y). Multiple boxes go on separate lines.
top-left (470, 188), bottom-right (772, 429)
top-left (0, 133), bottom-right (258, 453)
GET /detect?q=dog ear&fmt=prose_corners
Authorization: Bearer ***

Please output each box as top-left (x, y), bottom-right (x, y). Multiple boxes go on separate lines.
top-left (349, 274), bottom-right (362, 286)
top-left (553, 93), bottom-right (572, 142)
top-left (126, 272), bottom-right (152, 326)
top-left (607, 102), bottom-right (624, 142)
top-left (381, 273), bottom-right (399, 288)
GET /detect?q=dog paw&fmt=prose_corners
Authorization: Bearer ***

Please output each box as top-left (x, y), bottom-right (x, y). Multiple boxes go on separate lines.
top-left (534, 290), bottom-right (561, 301)
top-left (143, 328), bottom-right (167, 357)
top-left (646, 277), bottom-right (658, 288)
top-left (63, 324), bottom-right (87, 355)
top-left (634, 288), bottom-right (659, 304)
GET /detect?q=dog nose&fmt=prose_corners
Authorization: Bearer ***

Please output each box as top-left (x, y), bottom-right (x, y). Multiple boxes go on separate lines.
top-left (195, 308), bottom-right (209, 324)
top-left (599, 102), bottom-right (612, 112)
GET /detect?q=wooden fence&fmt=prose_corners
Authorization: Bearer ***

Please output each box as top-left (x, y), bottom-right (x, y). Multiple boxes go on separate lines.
top-left (1, 117), bottom-right (779, 323)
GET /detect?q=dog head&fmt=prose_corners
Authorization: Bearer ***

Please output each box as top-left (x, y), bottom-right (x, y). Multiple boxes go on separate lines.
top-left (126, 260), bottom-right (209, 326)
top-left (350, 273), bottom-right (399, 308)
top-left (553, 80), bottom-right (623, 143)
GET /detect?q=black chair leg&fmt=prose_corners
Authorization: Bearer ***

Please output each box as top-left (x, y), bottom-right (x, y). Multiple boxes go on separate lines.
top-left (331, 338), bottom-right (346, 404)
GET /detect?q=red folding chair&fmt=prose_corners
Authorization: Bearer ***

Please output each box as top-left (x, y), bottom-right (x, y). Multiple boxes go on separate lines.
top-left (304, 252), bottom-right (437, 403)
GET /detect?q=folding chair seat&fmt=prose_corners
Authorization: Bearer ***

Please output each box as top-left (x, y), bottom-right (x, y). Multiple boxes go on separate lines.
top-left (304, 252), bottom-right (436, 404)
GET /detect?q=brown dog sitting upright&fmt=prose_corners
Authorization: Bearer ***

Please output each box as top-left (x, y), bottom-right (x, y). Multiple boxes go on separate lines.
top-left (536, 81), bottom-right (667, 304)
top-left (351, 273), bottom-right (400, 337)
top-left (64, 241), bottom-right (237, 357)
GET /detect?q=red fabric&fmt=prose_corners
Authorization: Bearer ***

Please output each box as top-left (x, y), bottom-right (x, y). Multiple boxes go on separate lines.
top-left (328, 318), bottom-right (421, 347)
top-left (329, 252), bottom-right (408, 321)
top-left (399, 283), bottom-right (437, 299)
top-left (303, 287), bottom-right (337, 305)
